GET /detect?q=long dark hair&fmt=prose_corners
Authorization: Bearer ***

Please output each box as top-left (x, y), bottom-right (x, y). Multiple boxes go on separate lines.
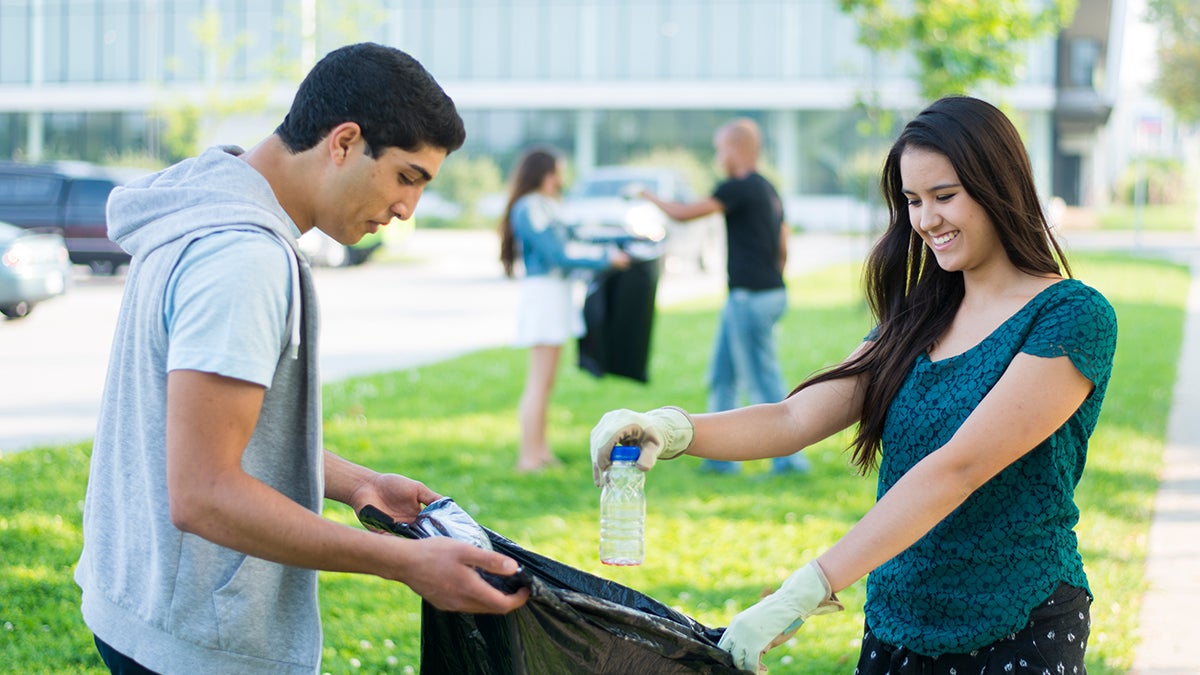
top-left (499, 147), bottom-right (560, 278)
top-left (794, 96), bottom-right (1071, 474)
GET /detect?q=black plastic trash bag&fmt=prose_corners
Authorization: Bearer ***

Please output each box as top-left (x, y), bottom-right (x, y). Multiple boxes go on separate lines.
top-left (358, 500), bottom-right (745, 675)
top-left (578, 255), bottom-right (662, 384)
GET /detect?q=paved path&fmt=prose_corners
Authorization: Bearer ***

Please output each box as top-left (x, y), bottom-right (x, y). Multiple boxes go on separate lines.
top-left (1062, 229), bottom-right (1200, 674)
top-left (1127, 251), bottom-right (1200, 675)
top-left (0, 229), bottom-right (866, 453)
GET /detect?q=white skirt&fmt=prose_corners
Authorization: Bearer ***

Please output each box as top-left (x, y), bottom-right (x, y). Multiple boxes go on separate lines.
top-left (514, 275), bottom-right (586, 347)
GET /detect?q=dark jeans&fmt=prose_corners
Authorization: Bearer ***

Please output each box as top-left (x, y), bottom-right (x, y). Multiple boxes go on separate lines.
top-left (94, 635), bottom-right (160, 675)
top-left (855, 584), bottom-right (1091, 674)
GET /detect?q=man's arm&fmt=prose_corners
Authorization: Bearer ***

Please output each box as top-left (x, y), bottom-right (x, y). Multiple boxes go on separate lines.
top-left (778, 223), bottom-right (789, 271)
top-left (165, 369), bottom-right (528, 613)
top-left (640, 190), bottom-right (724, 222)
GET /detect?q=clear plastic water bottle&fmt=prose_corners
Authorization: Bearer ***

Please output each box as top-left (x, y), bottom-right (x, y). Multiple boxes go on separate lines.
top-left (600, 444), bottom-right (645, 566)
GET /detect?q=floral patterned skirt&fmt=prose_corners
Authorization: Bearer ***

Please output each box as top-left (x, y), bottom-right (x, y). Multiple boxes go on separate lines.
top-left (855, 584), bottom-right (1091, 675)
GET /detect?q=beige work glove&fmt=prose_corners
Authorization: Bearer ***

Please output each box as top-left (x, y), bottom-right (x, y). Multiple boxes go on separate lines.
top-left (717, 561), bottom-right (844, 673)
top-left (589, 406), bottom-right (695, 487)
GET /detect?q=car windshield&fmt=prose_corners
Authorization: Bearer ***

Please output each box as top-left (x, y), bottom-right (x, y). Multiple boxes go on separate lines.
top-left (0, 173), bottom-right (61, 204)
top-left (66, 179), bottom-right (117, 205)
top-left (572, 176), bottom-right (662, 199)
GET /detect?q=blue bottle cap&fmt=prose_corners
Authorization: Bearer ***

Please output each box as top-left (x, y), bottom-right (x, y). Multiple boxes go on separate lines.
top-left (610, 444), bottom-right (640, 462)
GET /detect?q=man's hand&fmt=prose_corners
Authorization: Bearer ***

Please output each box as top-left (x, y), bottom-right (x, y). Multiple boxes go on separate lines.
top-left (717, 561), bottom-right (843, 673)
top-left (589, 407), bottom-right (694, 486)
top-left (394, 537), bottom-right (530, 614)
top-left (609, 249), bottom-right (632, 270)
top-left (346, 472), bottom-right (441, 525)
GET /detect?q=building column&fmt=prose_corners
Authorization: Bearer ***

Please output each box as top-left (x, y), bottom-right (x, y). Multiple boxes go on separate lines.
top-left (27, 113), bottom-right (44, 162)
top-left (27, 0), bottom-right (45, 160)
top-left (575, 1), bottom-right (599, 173)
top-left (575, 108), bottom-right (597, 174)
top-left (1083, 131), bottom-right (1106, 208)
top-left (770, 109), bottom-right (800, 198)
top-left (1027, 110), bottom-right (1054, 200)
top-left (300, 0), bottom-right (317, 69)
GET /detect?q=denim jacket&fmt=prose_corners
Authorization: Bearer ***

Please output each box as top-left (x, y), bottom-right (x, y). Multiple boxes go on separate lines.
top-left (513, 192), bottom-right (610, 277)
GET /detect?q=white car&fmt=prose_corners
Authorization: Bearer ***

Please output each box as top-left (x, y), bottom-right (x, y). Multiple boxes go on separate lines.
top-left (561, 166), bottom-right (724, 272)
top-left (297, 228), bottom-right (385, 268)
top-left (0, 220), bottom-right (71, 319)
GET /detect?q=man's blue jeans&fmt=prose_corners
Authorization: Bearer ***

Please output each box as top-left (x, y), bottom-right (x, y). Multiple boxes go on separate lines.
top-left (705, 287), bottom-right (803, 473)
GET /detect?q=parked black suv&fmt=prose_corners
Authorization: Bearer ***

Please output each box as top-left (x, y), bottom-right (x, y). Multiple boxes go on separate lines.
top-left (0, 161), bottom-right (141, 274)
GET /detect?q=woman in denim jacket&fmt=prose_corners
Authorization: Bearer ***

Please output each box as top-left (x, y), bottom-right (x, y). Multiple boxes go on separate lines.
top-left (500, 147), bottom-right (629, 472)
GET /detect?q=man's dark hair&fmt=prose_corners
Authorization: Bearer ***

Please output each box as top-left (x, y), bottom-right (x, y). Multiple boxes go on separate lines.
top-left (276, 43), bottom-right (465, 158)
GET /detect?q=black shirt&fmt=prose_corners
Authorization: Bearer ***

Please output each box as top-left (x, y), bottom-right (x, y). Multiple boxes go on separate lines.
top-left (712, 172), bottom-right (785, 291)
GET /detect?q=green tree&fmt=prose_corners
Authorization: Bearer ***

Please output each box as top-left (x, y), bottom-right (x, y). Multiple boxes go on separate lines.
top-left (432, 153), bottom-right (505, 228)
top-left (1146, 0), bottom-right (1200, 123)
top-left (154, 103), bottom-right (202, 164)
top-left (839, 0), bottom-right (1077, 100)
top-left (151, 0), bottom-right (386, 162)
top-left (150, 7), bottom-right (281, 162)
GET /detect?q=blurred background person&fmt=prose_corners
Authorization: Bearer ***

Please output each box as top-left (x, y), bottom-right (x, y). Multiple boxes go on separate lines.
top-left (500, 148), bottom-right (630, 472)
top-left (639, 118), bottom-right (807, 475)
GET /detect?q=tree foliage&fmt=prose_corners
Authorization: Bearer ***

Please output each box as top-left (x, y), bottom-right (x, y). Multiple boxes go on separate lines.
top-left (1147, 0), bottom-right (1200, 123)
top-left (432, 153), bottom-right (504, 227)
top-left (839, 0), bottom-right (1077, 100)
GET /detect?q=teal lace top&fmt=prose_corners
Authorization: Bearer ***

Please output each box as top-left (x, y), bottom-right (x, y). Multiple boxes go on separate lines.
top-left (864, 279), bottom-right (1118, 655)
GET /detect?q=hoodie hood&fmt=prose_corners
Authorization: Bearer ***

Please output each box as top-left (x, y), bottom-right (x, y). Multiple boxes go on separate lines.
top-left (108, 145), bottom-right (306, 358)
top-left (108, 146), bottom-right (300, 254)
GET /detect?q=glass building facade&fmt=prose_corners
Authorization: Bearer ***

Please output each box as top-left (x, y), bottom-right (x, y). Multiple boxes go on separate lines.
top-left (0, 0), bottom-right (1117, 204)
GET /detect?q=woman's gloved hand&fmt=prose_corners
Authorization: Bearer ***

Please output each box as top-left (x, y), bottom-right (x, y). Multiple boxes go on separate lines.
top-left (717, 561), bottom-right (844, 673)
top-left (589, 406), bottom-right (694, 486)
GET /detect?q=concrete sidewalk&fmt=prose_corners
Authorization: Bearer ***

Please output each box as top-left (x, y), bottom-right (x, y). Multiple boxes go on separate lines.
top-left (1129, 253), bottom-right (1200, 675)
top-left (1062, 230), bottom-right (1200, 674)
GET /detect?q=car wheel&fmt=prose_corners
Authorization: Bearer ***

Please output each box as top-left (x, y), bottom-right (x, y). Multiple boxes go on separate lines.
top-left (1, 301), bottom-right (32, 319)
top-left (345, 242), bottom-right (382, 266)
top-left (88, 260), bottom-right (116, 276)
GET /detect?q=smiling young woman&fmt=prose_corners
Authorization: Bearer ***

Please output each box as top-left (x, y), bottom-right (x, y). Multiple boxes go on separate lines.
top-left (588, 96), bottom-right (1117, 674)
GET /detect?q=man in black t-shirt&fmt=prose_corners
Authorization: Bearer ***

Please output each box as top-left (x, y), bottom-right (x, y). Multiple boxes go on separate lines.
top-left (639, 118), bottom-right (809, 475)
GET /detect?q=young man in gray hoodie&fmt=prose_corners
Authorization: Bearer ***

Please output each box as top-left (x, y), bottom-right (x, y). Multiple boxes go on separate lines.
top-left (75, 43), bottom-right (528, 674)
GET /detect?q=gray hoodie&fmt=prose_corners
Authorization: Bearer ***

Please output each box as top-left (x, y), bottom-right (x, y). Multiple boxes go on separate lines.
top-left (75, 147), bottom-right (325, 674)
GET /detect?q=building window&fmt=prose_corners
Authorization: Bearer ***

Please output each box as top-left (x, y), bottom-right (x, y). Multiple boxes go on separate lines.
top-left (0, 0), bottom-right (32, 84)
top-left (40, 111), bottom-right (150, 162)
top-left (0, 114), bottom-right (29, 158)
top-left (161, 0), bottom-right (205, 83)
top-left (99, 0), bottom-right (140, 82)
top-left (1068, 38), bottom-right (1099, 88)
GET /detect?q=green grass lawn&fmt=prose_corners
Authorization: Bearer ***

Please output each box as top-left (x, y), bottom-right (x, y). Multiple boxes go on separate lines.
top-left (0, 254), bottom-right (1188, 674)
top-left (1095, 201), bottom-right (1197, 231)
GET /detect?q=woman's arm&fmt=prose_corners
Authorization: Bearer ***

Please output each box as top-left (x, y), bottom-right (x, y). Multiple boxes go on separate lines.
top-left (685, 342), bottom-right (871, 461)
top-left (523, 223), bottom-right (614, 271)
top-left (713, 350), bottom-right (1096, 671)
top-left (687, 370), bottom-right (866, 461)
top-left (589, 344), bottom-right (870, 481)
top-left (516, 196), bottom-right (615, 272)
top-left (815, 351), bottom-right (1094, 591)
